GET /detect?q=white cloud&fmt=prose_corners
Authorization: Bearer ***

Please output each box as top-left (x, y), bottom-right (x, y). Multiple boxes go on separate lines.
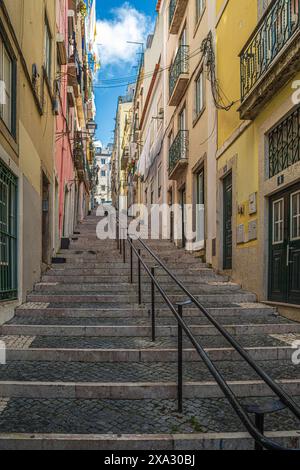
top-left (96, 3), bottom-right (153, 66)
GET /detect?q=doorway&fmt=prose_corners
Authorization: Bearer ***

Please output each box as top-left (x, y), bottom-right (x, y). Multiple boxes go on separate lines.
top-left (196, 169), bottom-right (205, 245)
top-left (223, 172), bottom-right (232, 270)
top-left (42, 173), bottom-right (50, 264)
top-left (180, 187), bottom-right (186, 248)
top-left (269, 183), bottom-right (300, 305)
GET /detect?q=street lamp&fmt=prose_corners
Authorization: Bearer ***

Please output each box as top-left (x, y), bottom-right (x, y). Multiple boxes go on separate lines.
top-left (86, 119), bottom-right (98, 138)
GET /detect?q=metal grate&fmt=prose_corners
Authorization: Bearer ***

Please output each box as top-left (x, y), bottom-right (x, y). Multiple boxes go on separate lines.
top-left (169, 45), bottom-right (189, 98)
top-left (0, 160), bottom-right (17, 301)
top-left (268, 106), bottom-right (300, 178)
top-left (169, 130), bottom-right (189, 174)
top-left (240, 0), bottom-right (300, 100)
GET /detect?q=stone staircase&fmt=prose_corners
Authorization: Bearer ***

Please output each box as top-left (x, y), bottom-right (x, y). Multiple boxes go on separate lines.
top-left (0, 213), bottom-right (299, 449)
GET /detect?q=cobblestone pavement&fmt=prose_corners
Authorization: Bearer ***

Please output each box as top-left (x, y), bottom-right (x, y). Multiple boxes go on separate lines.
top-left (8, 313), bottom-right (292, 326)
top-left (29, 334), bottom-right (284, 350)
top-left (0, 360), bottom-right (298, 383)
top-left (0, 397), bottom-right (299, 435)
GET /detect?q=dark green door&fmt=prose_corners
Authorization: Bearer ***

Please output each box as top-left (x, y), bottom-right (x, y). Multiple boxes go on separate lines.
top-left (0, 160), bottom-right (18, 301)
top-left (269, 183), bottom-right (300, 305)
top-left (223, 172), bottom-right (232, 270)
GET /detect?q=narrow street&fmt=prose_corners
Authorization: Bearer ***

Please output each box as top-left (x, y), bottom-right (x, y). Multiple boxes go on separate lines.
top-left (0, 212), bottom-right (299, 449)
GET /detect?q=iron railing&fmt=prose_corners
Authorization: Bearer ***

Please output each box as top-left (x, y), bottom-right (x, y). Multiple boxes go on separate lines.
top-left (169, 45), bottom-right (189, 98)
top-left (115, 214), bottom-right (300, 451)
top-left (169, 0), bottom-right (177, 27)
top-left (268, 105), bottom-right (300, 177)
top-left (240, 0), bottom-right (300, 100)
top-left (74, 131), bottom-right (85, 171)
top-left (169, 130), bottom-right (189, 175)
top-left (0, 161), bottom-right (18, 301)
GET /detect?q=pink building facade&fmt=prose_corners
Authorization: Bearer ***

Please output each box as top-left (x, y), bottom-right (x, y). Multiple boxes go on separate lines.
top-left (55, 0), bottom-right (76, 248)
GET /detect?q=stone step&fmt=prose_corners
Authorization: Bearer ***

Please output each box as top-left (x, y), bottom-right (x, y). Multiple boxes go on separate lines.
top-left (3, 333), bottom-right (287, 349)
top-left (42, 273), bottom-right (228, 283)
top-left (8, 312), bottom-right (288, 327)
top-left (0, 359), bottom-right (297, 384)
top-left (0, 430), bottom-right (298, 450)
top-left (33, 282), bottom-right (241, 294)
top-left (46, 269), bottom-right (222, 279)
top-left (0, 378), bottom-right (299, 399)
top-left (4, 346), bottom-right (294, 363)
top-left (26, 292), bottom-right (257, 304)
top-left (15, 303), bottom-right (277, 318)
top-left (2, 323), bottom-right (300, 338)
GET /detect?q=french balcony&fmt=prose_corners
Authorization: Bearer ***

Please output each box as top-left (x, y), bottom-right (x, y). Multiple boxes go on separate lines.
top-left (239, 0), bottom-right (300, 120)
top-left (169, 130), bottom-right (189, 179)
top-left (169, 45), bottom-right (189, 106)
top-left (121, 146), bottom-right (129, 170)
top-left (169, 0), bottom-right (189, 34)
top-left (74, 132), bottom-right (85, 171)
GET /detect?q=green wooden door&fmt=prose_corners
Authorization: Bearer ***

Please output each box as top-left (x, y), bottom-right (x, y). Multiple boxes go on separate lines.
top-left (269, 183), bottom-right (300, 304)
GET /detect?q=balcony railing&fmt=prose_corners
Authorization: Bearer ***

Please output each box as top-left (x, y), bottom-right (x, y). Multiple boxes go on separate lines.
top-left (169, 130), bottom-right (189, 176)
top-left (169, 0), bottom-right (188, 34)
top-left (268, 106), bottom-right (300, 177)
top-left (169, 45), bottom-right (189, 99)
top-left (240, 0), bottom-right (300, 101)
top-left (74, 131), bottom-right (85, 171)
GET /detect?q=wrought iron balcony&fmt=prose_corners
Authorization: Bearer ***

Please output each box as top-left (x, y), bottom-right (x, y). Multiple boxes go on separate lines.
top-left (268, 106), bottom-right (300, 178)
top-left (239, 0), bottom-right (300, 119)
top-left (169, 45), bottom-right (189, 106)
top-left (169, 0), bottom-right (189, 34)
top-left (169, 130), bottom-right (189, 179)
top-left (74, 131), bottom-right (85, 171)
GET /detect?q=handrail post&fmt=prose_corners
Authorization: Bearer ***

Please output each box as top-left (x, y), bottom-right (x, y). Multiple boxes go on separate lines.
top-left (130, 238), bottom-right (133, 284)
top-left (116, 219), bottom-right (119, 250)
top-left (123, 233), bottom-right (126, 264)
top-left (138, 249), bottom-right (142, 305)
top-left (254, 414), bottom-right (264, 452)
top-left (176, 300), bottom-right (192, 413)
top-left (151, 266), bottom-right (158, 342)
top-left (178, 303), bottom-right (183, 413)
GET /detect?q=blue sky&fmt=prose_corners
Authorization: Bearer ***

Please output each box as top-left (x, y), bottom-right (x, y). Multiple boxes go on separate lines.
top-left (94, 1), bottom-right (157, 146)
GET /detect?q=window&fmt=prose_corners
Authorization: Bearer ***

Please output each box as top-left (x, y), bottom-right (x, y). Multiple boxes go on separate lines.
top-left (196, 0), bottom-right (205, 24)
top-left (0, 34), bottom-right (15, 134)
top-left (157, 165), bottom-right (162, 199)
top-left (268, 107), bottom-right (300, 178)
top-left (291, 191), bottom-right (300, 241)
top-left (150, 181), bottom-right (154, 204)
top-left (101, 159), bottom-right (106, 165)
top-left (101, 185), bottom-right (106, 192)
top-left (273, 199), bottom-right (284, 244)
top-left (101, 170), bottom-right (106, 177)
top-left (195, 71), bottom-right (204, 119)
top-left (44, 17), bottom-right (52, 79)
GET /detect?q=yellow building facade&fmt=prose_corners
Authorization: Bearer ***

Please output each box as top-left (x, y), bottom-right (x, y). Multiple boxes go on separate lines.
top-left (216, 0), bottom-right (300, 306)
top-left (0, 0), bottom-right (56, 322)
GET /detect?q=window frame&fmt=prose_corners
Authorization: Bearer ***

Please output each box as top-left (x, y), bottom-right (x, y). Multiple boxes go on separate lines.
top-left (290, 190), bottom-right (300, 241)
top-left (0, 25), bottom-right (17, 138)
top-left (44, 14), bottom-right (52, 80)
top-left (194, 69), bottom-right (204, 121)
top-left (272, 198), bottom-right (284, 245)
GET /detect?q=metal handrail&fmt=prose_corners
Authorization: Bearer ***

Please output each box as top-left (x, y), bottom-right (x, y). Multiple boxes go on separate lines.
top-left (137, 238), bottom-right (300, 419)
top-left (115, 217), bottom-right (300, 450)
